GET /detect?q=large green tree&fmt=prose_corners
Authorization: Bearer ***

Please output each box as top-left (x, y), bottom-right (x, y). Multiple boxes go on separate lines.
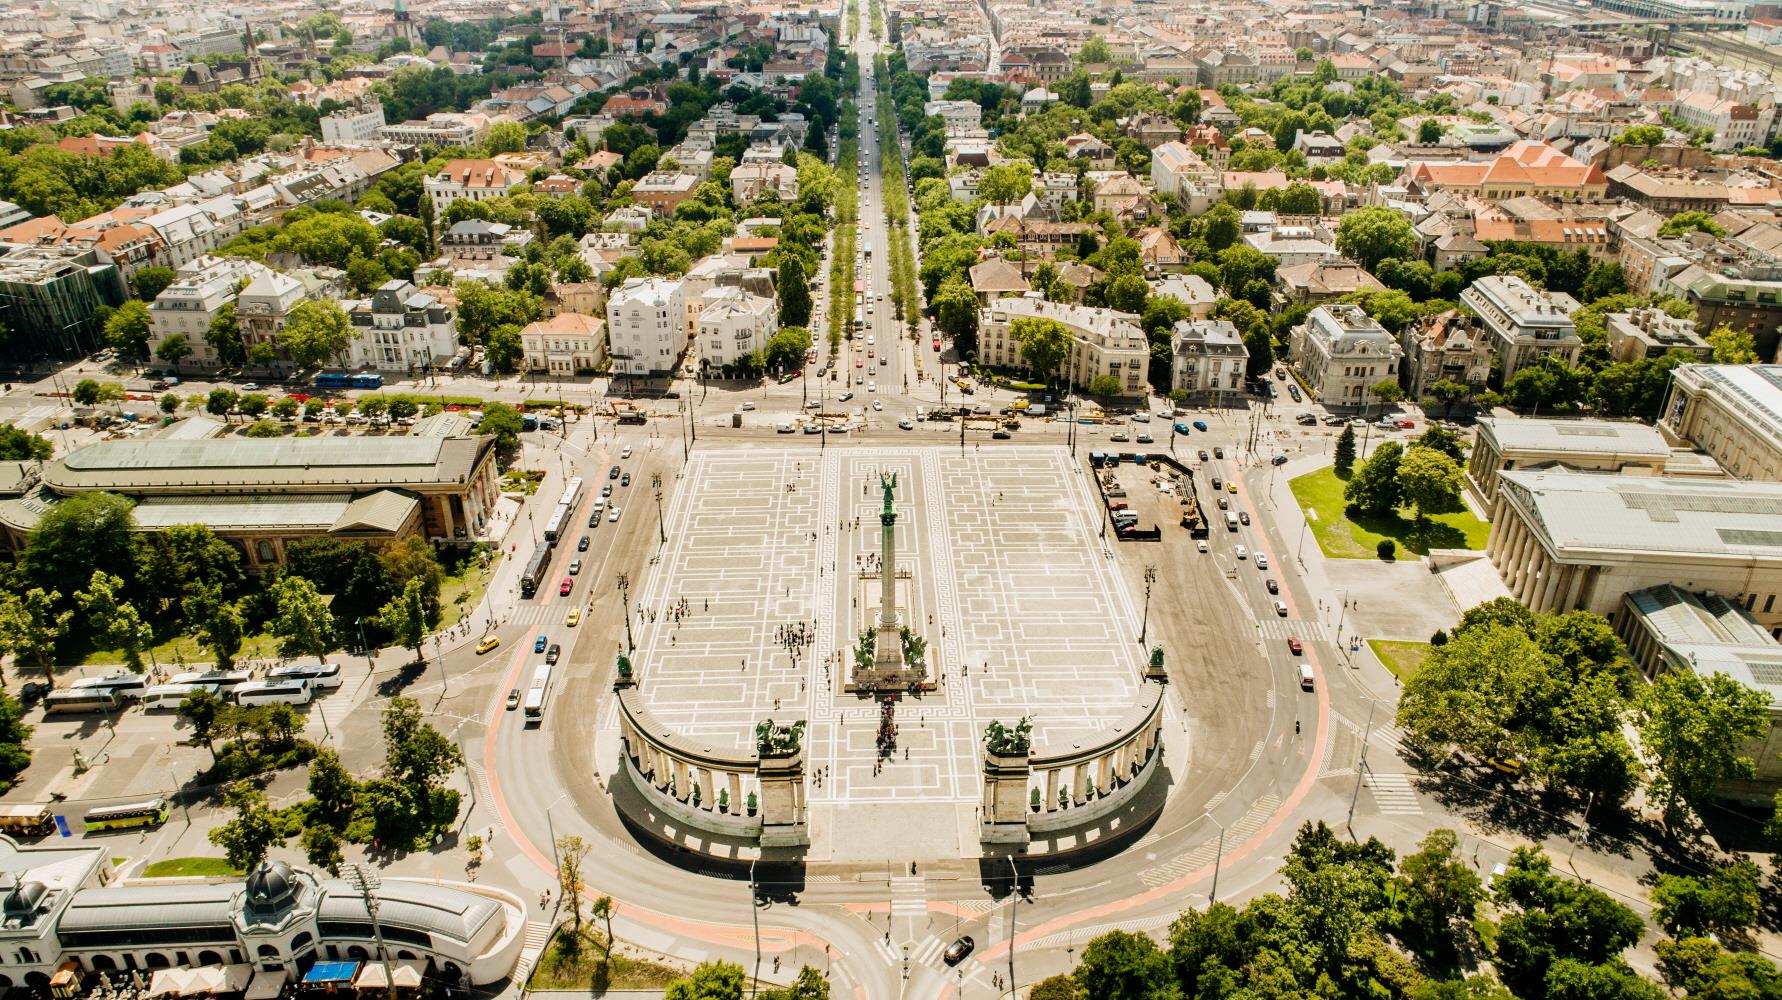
top-left (1335, 206), bottom-right (1417, 271)
top-left (21, 492), bottom-right (139, 601)
top-left (777, 255), bottom-right (813, 329)
top-left (1397, 445), bottom-right (1465, 521)
top-left (208, 780), bottom-right (285, 872)
top-left (104, 300), bottom-right (154, 361)
top-left (1008, 316), bottom-right (1072, 385)
top-left (268, 576), bottom-right (335, 659)
top-left (1344, 440), bottom-right (1404, 515)
top-left (278, 299), bottom-right (354, 369)
top-left (1636, 669), bottom-right (1770, 827)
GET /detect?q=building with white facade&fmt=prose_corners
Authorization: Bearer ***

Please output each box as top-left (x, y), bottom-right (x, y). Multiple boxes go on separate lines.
top-left (977, 294), bottom-right (1149, 396)
top-left (1486, 471), bottom-right (1782, 636)
top-left (607, 277), bottom-right (688, 377)
top-left (696, 287), bottom-right (779, 370)
top-left (1289, 304), bottom-right (1403, 408)
top-left (1169, 318), bottom-right (1249, 401)
top-left (421, 160), bottom-right (526, 214)
top-left (235, 268), bottom-right (346, 372)
top-left (1466, 416), bottom-right (1675, 501)
top-left (376, 113), bottom-right (491, 147)
top-left (141, 199), bottom-right (246, 269)
top-left (146, 256), bottom-right (270, 368)
top-left (319, 102), bottom-right (386, 145)
top-left (1459, 274), bottom-right (1583, 380)
top-left (344, 280), bottom-right (457, 372)
top-left (1660, 364), bottom-right (1782, 482)
top-left (521, 312), bottom-right (606, 375)
top-left (1603, 307), bottom-right (1712, 364)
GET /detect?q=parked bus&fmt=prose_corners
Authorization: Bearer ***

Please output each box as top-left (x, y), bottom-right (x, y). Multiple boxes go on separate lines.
top-left (141, 683), bottom-right (220, 709)
top-left (313, 373), bottom-right (384, 390)
top-left (43, 689), bottom-right (124, 716)
top-left (69, 673), bottom-right (149, 701)
top-left (231, 680), bottom-right (314, 706)
top-left (268, 662), bottom-right (343, 692)
top-left (523, 664), bottom-right (553, 723)
top-left (0, 804), bottom-right (55, 837)
top-left (543, 476), bottom-right (585, 542)
top-left (168, 670), bottom-right (253, 691)
top-left (519, 548), bottom-right (552, 599)
top-left (83, 799), bottom-right (170, 833)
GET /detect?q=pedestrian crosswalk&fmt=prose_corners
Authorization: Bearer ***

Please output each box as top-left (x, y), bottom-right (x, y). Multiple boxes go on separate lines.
top-left (313, 692), bottom-right (352, 742)
top-left (910, 935), bottom-right (946, 967)
top-left (1138, 794), bottom-right (1280, 887)
top-left (510, 604), bottom-right (557, 627)
top-left (1367, 770), bottom-right (1423, 816)
top-left (890, 877), bottom-right (927, 918)
top-left (1256, 619), bottom-right (1329, 641)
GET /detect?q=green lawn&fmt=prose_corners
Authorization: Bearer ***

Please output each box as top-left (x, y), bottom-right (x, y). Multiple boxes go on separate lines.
top-left (142, 857), bottom-right (241, 878)
top-left (440, 551), bottom-right (502, 629)
top-left (1289, 466), bottom-right (1490, 559)
top-left (1367, 640), bottom-right (1434, 681)
top-left (82, 632), bottom-right (282, 668)
top-left (527, 927), bottom-right (683, 992)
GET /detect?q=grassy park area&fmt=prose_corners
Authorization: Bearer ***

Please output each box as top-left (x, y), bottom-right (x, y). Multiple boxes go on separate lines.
top-left (142, 858), bottom-right (242, 878)
top-left (527, 927), bottom-right (682, 992)
top-left (1367, 639), bottom-right (1434, 681)
top-left (1289, 466), bottom-right (1490, 559)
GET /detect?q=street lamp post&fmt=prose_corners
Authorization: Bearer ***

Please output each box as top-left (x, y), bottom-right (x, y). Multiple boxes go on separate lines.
top-left (1139, 565), bottom-right (1157, 645)
top-left (616, 573), bottom-right (633, 653)
top-left (1347, 697), bottom-right (1379, 835)
top-left (1208, 813), bottom-right (1227, 905)
top-left (342, 865), bottom-right (398, 1000)
top-left (545, 791), bottom-right (569, 882)
top-left (653, 473), bottom-right (665, 546)
top-left (749, 859), bottom-right (762, 1000)
top-left (1006, 855), bottom-right (1019, 997)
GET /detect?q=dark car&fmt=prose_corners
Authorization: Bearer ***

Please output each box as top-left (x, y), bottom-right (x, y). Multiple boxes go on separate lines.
top-left (1266, 579), bottom-right (1279, 594)
top-left (1288, 385), bottom-right (1302, 402)
top-left (1213, 447), bottom-right (1225, 459)
top-left (1198, 449), bottom-right (1209, 461)
top-left (608, 465), bottom-right (621, 479)
top-left (1211, 477), bottom-right (1223, 491)
top-left (578, 535), bottom-right (590, 551)
top-left (546, 643), bottom-right (561, 665)
top-left (505, 688), bottom-right (521, 710)
top-left (1272, 454), bottom-right (1289, 466)
top-left (533, 636), bottom-right (548, 653)
top-left (943, 937), bottom-right (975, 966)
top-left (588, 513), bottom-right (600, 527)
top-left (621, 472), bottom-right (631, 487)
top-left (601, 483), bottom-right (613, 497)
top-left (992, 430), bottom-right (1012, 439)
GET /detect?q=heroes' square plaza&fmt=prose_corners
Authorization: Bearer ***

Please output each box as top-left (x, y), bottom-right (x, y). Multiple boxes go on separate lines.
top-left (612, 445), bottom-right (1155, 861)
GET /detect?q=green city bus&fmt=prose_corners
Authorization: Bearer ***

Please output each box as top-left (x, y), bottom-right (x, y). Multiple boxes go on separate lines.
top-left (83, 799), bottom-right (170, 833)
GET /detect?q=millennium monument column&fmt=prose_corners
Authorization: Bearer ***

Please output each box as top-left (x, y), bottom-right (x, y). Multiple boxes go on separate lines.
top-left (848, 472), bottom-right (930, 692)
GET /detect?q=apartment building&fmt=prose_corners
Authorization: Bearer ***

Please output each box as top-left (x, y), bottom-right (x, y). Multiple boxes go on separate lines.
top-left (320, 102), bottom-right (386, 145)
top-left (423, 160), bottom-right (528, 214)
top-left (695, 287), bottom-right (779, 369)
top-left (607, 277), bottom-right (688, 377)
top-left (1399, 310), bottom-right (1492, 400)
top-left (235, 268), bottom-right (346, 371)
top-left (977, 295), bottom-right (1148, 397)
top-left (377, 113), bottom-right (492, 147)
top-left (1289, 303), bottom-right (1403, 407)
top-left (146, 256), bottom-right (270, 367)
top-left (0, 244), bottom-right (128, 359)
top-left (343, 281), bottom-right (458, 373)
top-left (521, 313), bottom-right (607, 375)
top-left (1459, 275), bottom-right (1583, 380)
top-left (1169, 318), bottom-right (1249, 401)
top-left (1604, 307), bottom-right (1713, 363)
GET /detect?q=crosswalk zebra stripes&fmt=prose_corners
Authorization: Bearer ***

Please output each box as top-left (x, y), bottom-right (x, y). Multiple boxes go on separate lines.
top-left (890, 877), bottom-right (927, 918)
top-left (1367, 770), bottom-right (1423, 816)
top-left (1137, 794), bottom-right (1281, 887)
top-left (1255, 619), bottom-right (1329, 641)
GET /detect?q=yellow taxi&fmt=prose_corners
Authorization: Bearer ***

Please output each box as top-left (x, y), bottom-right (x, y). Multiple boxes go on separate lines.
top-left (567, 608), bottom-right (581, 627)
top-left (1227, 481), bottom-right (1239, 494)
top-left (475, 635), bottom-right (501, 655)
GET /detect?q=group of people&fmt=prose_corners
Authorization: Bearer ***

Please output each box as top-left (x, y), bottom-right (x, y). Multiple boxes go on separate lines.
top-left (875, 698), bottom-right (898, 764)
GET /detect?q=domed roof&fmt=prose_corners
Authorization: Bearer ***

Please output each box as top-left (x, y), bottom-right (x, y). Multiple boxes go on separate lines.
top-left (244, 860), bottom-right (298, 907)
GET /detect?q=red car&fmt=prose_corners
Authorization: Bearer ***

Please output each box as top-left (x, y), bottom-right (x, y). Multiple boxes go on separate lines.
top-left (855, 358), bottom-right (864, 368)
top-left (1396, 419), bottom-right (1415, 429)
top-left (1286, 637), bottom-right (1303, 655)
top-left (559, 578), bottom-right (573, 596)
top-left (932, 338), bottom-right (941, 351)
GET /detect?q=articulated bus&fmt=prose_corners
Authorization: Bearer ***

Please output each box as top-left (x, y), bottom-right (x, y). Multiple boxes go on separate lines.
top-left (519, 548), bottom-right (553, 599)
top-left (83, 799), bottom-right (170, 833)
top-left (542, 476), bottom-right (585, 543)
top-left (523, 664), bottom-right (553, 723)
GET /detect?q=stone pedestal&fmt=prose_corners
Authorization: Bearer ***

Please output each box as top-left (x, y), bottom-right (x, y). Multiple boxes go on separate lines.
top-left (758, 748), bottom-right (808, 847)
top-left (980, 750), bottom-right (1032, 846)
top-left (846, 571), bottom-right (929, 692)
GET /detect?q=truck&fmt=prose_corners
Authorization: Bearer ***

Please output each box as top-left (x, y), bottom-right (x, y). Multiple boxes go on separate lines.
top-left (1226, 511), bottom-right (1240, 531)
top-left (1181, 494), bottom-right (1208, 538)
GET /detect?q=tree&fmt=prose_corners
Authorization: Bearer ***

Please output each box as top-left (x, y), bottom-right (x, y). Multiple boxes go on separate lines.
top-left (381, 696), bottom-right (462, 791)
top-left (0, 588), bottom-right (69, 685)
top-left (301, 825), bottom-right (344, 875)
top-left (1106, 274), bottom-right (1149, 315)
top-left (1009, 316), bottom-right (1071, 385)
top-left (932, 278), bottom-right (979, 340)
top-left (664, 961), bottom-right (747, 1000)
top-left (1658, 211), bottom-right (1724, 238)
top-left (1506, 356), bottom-right (1593, 412)
top-left (76, 570), bottom-right (151, 672)
top-left (765, 326), bottom-right (814, 372)
top-left (487, 120), bottom-right (527, 154)
top-left (105, 300), bottom-right (154, 361)
top-left (206, 388), bottom-right (239, 422)
top-left (484, 324), bottom-right (524, 373)
top-left (478, 402), bottom-right (525, 457)
top-left (1074, 930), bottom-right (1177, 1000)
top-left (777, 255), bottom-right (812, 329)
top-left (268, 576), bottom-right (335, 659)
top-left (154, 333), bottom-right (192, 373)
top-left (1396, 829), bottom-right (1485, 966)
top-left (1492, 848), bottom-right (1646, 999)
top-left (591, 895), bottom-right (616, 960)
top-left (0, 423), bottom-right (52, 461)
top-left (236, 393), bottom-right (270, 419)
top-left (1089, 374), bottom-right (1124, 396)
top-left (1418, 118), bottom-right (1444, 143)
top-left (1415, 424), bottom-right (1466, 462)
top-left (1397, 446), bottom-right (1465, 521)
top-left (206, 303), bottom-right (245, 368)
top-left (178, 688), bottom-right (227, 757)
top-left (1335, 206), bottom-right (1417, 271)
top-left (1612, 125), bottom-right (1665, 146)
top-left (22, 491), bottom-right (140, 600)
top-left (1397, 624), bottom-right (1548, 761)
top-left (0, 689), bottom-right (31, 790)
top-left (1636, 669), bottom-right (1770, 827)
top-left (132, 266), bottom-right (177, 302)
top-left (1334, 423), bottom-right (1357, 477)
top-left (209, 780), bottom-right (284, 872)
top-left (1369, 378), bottom-right (1405, 415)
top-left (1651, 861), bottom-right (1762, 940)
top-left (1705, 324), bottom-right (1758, 364)
top-left (1199, 203), bottom-right (1241, 252)
top-left (759, 968), bottom-right (830, 1000)
top-left (1428, 378), bottom-right (1472, 417)
top-left (278, 299), bottom-right (354, 368)
top-left (1344, 440), bottom-right (1404, 515)
top-left (979, 163), bottom-right (1033, 203)
top-left (1656, 936), bottom-right (1782, 1000)
top-left (374, 577), bottom-right (429, 666)
top-left (555, 834), bottom-right (589, 928)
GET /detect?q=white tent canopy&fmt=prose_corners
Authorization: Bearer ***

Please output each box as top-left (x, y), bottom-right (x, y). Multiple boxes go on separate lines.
top-left (352, 962), bottom-right (424, 989)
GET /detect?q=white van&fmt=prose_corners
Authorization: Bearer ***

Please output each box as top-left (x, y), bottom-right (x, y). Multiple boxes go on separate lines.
top-left (1225, 512), bottom-right (1239, 531)
top-left (1298, 664), bottom-right (1315, 690)
top-left (1273, 600), bottom-right (1289, 617)
top-left (1234, 545), bottom-right (1248, 560)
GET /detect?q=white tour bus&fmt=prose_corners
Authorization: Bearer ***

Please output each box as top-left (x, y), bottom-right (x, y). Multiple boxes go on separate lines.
top-left (141, 683), bottom-right (220, 709)
top-left (267, 662), bottom-right (343, 691)
top-left (231, 680), bottom-right (315, 706)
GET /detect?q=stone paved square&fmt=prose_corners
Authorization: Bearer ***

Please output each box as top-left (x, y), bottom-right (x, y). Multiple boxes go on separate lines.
top-left (622, 446), bottom-right (1147, 848)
